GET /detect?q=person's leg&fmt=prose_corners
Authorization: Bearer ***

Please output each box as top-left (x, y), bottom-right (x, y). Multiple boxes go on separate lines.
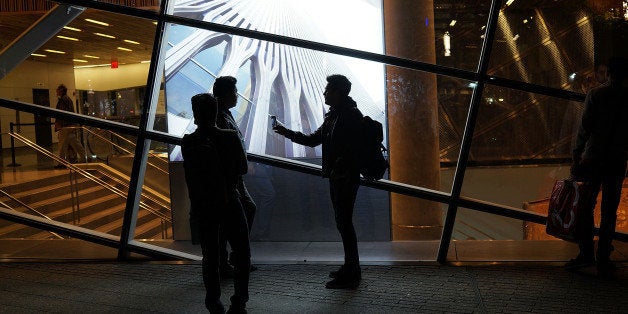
top-left (327, 174), bottom-right (360, 288)
top-left (67, 129), bottom-right (86, 163)
top-left (57, 128), bottom-right (70, 162)
top-left (199, 218), bottom-right (224, 313)
top-left (239, 180), bottom-right (257, 232)
top-left (597, 161), bottom-right (626, 264)
top-left (66, 130), bottom-right (85, 163)
top-left (224, 198), bottom-right (251, 311)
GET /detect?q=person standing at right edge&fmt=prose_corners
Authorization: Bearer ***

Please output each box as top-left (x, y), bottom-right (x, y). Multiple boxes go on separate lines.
top-left (274, 74), bottom-right (363, 289)
top-left (213, 76), bottom-right (258, 276)
top-left (567, 57), bottom-right (628, 277)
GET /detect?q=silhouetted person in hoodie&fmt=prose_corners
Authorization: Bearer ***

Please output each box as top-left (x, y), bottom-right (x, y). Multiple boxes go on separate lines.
top-left (567, 57), bottom-right (628, 277)
top-left (182, 93), bottom-right (250, 313)
top-left (274, 74), bottom-right (363, 289)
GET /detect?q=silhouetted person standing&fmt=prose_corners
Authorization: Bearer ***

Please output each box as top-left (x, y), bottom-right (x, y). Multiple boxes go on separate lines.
top-left (567, 57), bottom-right (628, 277)
top-left (54, 84), bottom-right (85, 168)
top-left (182, 93), bottom-right (251, 313)
top-left (274, 74), bottom-right (363, 289)
top-left (213, 76), bottom-right (258, 276)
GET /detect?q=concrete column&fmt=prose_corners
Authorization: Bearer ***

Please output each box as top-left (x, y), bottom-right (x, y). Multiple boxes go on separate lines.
top-left (384, 1), bottom-right (442, 240)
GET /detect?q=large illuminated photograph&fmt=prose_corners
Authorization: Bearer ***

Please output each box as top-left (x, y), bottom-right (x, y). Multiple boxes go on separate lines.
top-left (165, 0), bottom-right (385, 161)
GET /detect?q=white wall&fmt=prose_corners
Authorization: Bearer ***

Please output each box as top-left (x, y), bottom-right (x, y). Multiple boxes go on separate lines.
top-left (0, 60), bottom-right (76, 148)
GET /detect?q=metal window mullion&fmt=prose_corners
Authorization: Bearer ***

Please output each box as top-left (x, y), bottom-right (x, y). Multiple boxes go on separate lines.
top-left (436, 0), bottom-right (504, 264)
top-left (117, 0), bottom-right (171, 260)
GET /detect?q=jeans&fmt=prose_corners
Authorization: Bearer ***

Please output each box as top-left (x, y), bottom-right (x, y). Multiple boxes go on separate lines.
top-left (329, 171), bottom-right (361, 268)
top-left (220, 178), bottom-right (256, 266)
top-left (577, 159), bottom-right (627, 262)
top-left (198, 197), bottom-right (251, 310)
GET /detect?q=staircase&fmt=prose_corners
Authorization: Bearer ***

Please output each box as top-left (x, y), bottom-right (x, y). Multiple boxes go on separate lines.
top-left (0, 164), bottom-right (172, 240)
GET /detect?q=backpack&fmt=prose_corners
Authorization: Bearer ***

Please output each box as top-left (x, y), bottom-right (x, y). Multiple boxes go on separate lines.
top-left (359, 116), bottom-right (389, 180)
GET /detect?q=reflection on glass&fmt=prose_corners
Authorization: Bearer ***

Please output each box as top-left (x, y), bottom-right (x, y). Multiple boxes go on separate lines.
top-left (87, 0), bottom-right (161, 11)
top-left (489, 2), bottom-right (596, 91)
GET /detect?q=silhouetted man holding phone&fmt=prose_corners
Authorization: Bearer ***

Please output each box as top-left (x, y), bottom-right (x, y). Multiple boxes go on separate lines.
top-left (274, 74), bottom-right (363, 289)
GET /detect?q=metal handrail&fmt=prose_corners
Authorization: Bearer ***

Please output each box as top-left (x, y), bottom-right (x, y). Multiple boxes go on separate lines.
top-left (80, 126), bottom-right (169, 174)
top-left (7, 132), bottom-right (172, 224)
top-left (0, 191), bottom-right (64, 239)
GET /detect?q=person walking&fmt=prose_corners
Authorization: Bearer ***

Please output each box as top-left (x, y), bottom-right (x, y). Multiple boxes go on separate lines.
top-left (54, 84), bottom-right (85, 168)
top-left (273, 74), bottom-right (363, 289)
top-left (567, 57), bottom-right (628, 277)
top-left (182, 93), bottom-right (251, 313)
top-left (213, 76), bottom-right (258, 276)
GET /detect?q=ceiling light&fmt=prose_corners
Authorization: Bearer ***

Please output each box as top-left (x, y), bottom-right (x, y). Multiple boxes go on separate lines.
top-left (153, 21), bottom-right (158, 25)
top-left (44, 49), bottom-right (66, 54)
top-left (31, 53), bottom-right (47, 57)
top-left (95, 33), bottom-right (116, 39)
top-left (450, 20), bottom-right (457, 27)
top-left (443, 31), bottom-right (451, 57)
top-left (74, 64), bottom-right (112, 69)
top-left (73, 59), bottom-right (88, 63)
top-left (523, 19), bottom-right (528, 24)
top-left (512, 34), bottom-right (519, 41)
top-left (140, 60), bottom-right (151, 63)
top-left (83, 55), bottom-right (100, 59)
top-left (117, 47), bottom-right (133, 52)
top-left (63, 26), bottom-right (82, 32)
top-left (85, 18), bottom-right (109, 26)
top-left (57, 35), bottom-right (79, 41)
top-left (124, 39), bottom-right (140, 45)
top-left (506, 0), bottom-right (515, 6)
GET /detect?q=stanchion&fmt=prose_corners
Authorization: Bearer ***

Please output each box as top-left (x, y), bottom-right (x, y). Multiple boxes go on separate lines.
top-left (7, 122), bottom-right (21, 167)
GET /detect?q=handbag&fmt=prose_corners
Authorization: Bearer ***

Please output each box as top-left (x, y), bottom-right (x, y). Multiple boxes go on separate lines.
top-left (545, 179), bottom-right (596, 242)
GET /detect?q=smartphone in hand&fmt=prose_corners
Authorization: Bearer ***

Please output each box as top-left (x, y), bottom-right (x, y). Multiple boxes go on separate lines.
top-left (269, 115), bottom-right (278, 128)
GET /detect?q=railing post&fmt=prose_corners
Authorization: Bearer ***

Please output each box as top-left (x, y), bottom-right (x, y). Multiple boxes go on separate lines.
top-left (7, 122), bottom-right (21, 167)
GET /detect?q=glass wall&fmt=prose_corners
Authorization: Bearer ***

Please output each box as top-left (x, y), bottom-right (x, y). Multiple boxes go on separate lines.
top-left (0, 0), bottom-right (627, 260)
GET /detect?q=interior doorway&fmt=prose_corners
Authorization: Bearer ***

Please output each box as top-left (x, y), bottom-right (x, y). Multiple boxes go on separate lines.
top-left (32, 88), bottom-right (52, 147)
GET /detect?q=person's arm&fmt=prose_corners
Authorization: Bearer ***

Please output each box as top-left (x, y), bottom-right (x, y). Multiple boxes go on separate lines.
top-left (273, 123), bottom-right (323, 147)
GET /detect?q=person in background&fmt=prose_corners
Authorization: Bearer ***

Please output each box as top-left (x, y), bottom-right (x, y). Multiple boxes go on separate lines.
top-left (568, 57), bottom-right (628, 277)
top-left (54, 84), bottom-right (85, 168)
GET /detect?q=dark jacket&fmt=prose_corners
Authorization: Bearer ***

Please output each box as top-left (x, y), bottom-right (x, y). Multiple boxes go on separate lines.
top-left (573, 82), bottom-right (628, 163)
top-left (182, 126), bottom-right (248, 215)
top-left (283, 96), bottom-right (363, 177)
top-left (55, 95), bottom-right (76, 130)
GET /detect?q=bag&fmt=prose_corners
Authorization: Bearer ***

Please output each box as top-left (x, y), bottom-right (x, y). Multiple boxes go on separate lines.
top-left (359, 116), bottom-right (389, 180)
top-left (546, 179), bottom-right (596, 242)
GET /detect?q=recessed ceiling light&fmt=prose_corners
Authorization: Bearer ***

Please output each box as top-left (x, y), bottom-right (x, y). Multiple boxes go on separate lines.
top-left (63, 26), bottom-right (82, 32)
top-left (450, 20), bottom-right (457, 27)
top-left (95, 33), bottom-right (116, 39)
top-left (124, 39), bottom-right (140, 45)
top-left (31, 53), bottom-right (47, 57)
top-left (73, 59), bottom-right (88, 63)
top-left (44, 49), bottom-right (66, 54)
top-left (85, 18), bottom-right (109, 26)
top-left (57, 35), bottom-right (79, 41)
top-left (117, 47), bottom-right (132, 52)
top-left (83, 55), bottom-right (100, 59)
top-left (140, 60), bottom-right (151, 63)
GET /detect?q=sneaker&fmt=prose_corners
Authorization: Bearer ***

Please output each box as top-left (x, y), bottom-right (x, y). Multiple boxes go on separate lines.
top-left (329, 265), bottom-right (347, 279)
top-left (564, 255), bottom-right (595, 270)
top-left (325, 270), bottom-right (361, 289)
